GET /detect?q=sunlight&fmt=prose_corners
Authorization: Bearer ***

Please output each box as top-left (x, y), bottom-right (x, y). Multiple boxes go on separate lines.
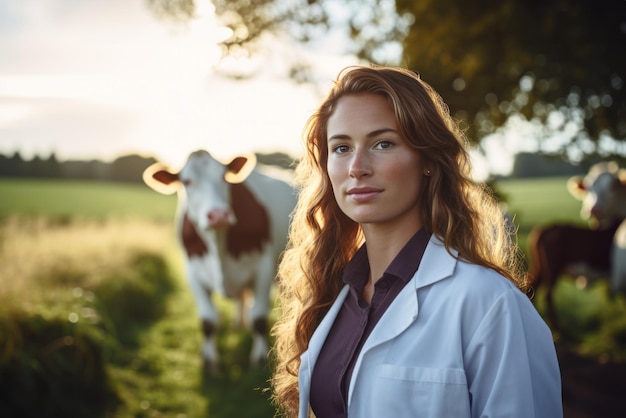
top-left (0, 0), bottom-right (321, 166)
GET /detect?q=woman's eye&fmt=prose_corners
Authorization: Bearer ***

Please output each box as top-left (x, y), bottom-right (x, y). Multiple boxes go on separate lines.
top-left (332, 144), bottom-right (350, 154)
top-left (375, 140), bottom-right (393, 150)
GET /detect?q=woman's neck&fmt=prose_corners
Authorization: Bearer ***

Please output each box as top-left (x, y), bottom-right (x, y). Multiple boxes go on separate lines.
top-left (361, 221), bottom-right (422, 287)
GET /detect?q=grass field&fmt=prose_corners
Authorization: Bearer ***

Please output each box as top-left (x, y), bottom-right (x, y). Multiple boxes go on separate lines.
top-left (0, 178), bottom-right (275, 418)
top-left (493, 176), bottom-right (588, 260)
top-left (0, 176), bottom-right (624, 417)
top-left (498, 176), bottom-right (586, 237)
top-left (0, 178), bottom-right (177, 221)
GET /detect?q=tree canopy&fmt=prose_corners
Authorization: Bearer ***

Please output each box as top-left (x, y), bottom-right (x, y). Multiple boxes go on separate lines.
top-left (396, 0), bottom-right (626, 156)
top-left (147, 0), bottom-right (626, 159)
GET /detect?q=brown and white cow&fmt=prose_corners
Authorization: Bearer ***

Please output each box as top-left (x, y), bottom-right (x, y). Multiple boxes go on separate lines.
top-left (568, 161), bottom-right (626, 293)
top-left (527, 161), bottom-right (626, 329)
top-left (143, 150), bottom-right (296, 370)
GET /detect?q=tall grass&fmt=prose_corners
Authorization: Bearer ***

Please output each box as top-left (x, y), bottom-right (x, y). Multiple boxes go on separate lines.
top-left (0, 217), bottom-right (174, 301)
top-left (0, 217), bottom-right (186, 417)
top-left (0, 178), bottom-right (278, 417)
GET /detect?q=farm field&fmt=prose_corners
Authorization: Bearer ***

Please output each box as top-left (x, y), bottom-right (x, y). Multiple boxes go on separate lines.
top-left (0, 178), bottom-right (275, 418)
top-left (0, 177), bottom-right (625, 417)
top-left (0, 178), bottom-right (177, 221)
top-left (498, 176), bottom-right (586, 248)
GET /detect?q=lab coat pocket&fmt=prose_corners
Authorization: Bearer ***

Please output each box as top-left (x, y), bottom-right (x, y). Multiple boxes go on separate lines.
top-left (371, 364), bottom-right (471, 418)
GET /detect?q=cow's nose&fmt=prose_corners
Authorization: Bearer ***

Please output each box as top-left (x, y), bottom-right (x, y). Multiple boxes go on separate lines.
top-left (207, 209), bottom-right (232, 228)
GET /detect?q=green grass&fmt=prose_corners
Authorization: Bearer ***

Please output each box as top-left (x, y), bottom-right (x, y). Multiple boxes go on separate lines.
top-left (495, 176), bottom-right (586, 253)
top-left (498, 176), bottom-right (585, 232)
top-left (0, 178), bottom-right (177, 222)
top-left (0, 179), bottom-right (279, 417)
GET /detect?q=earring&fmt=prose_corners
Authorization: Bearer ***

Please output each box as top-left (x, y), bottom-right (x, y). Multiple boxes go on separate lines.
top-left (425, 170), bottom-right (431, 176)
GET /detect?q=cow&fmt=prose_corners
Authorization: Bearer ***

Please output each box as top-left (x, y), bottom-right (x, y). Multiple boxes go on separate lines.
top-left (568, 161), bottom-right (626, 293)
top-left (527, 223), bottom-right (620, 329)
top-left (143, 150), bottom-right (297, 371)
top-left (527, 161), bottom-right (626, 330)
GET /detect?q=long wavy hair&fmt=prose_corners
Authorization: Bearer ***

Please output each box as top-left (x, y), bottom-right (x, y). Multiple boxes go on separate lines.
top-left (270, 65), bottom-right (526, 417)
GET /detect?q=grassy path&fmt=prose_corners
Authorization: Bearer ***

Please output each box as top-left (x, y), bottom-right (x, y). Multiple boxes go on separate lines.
top-left (111, 249), bottom-right (277, 418)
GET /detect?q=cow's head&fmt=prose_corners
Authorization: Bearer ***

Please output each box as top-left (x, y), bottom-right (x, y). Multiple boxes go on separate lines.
top-left (143, 150), bottom-right (257, 231)
top-left (567, 161), bottom-right (626, 229)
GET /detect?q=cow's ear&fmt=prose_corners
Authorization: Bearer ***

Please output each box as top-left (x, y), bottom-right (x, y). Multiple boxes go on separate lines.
top-left (227, 157), bottom-right (248, 174)
top-left (143, 162), bottom-right (180, 195)
top-left (566, 175), bottom-right (587, 200)
top-left (225, 153), bottom-right (257, 184)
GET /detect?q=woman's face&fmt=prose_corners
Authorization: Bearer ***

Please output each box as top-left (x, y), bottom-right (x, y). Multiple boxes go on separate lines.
top-left (326, 93), bottom-right (429, 233)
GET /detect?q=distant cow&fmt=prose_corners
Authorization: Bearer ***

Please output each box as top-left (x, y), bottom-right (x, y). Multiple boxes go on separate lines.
top-left (528, 161), bottom-right (626, 329)
top-left (143, 150), bottom-right (296, 370)
top-left (569, 162), bottom-right (626, 293)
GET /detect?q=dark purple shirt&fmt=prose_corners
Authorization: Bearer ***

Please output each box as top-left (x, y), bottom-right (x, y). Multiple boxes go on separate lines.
top-left (309, 228), bottom-right (430, 417)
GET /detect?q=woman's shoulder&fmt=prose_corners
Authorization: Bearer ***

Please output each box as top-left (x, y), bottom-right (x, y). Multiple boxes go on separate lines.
top-left (450, 259), bottom-right (525, 302)
top-left (428, 261), bottom-right (543, 338)
top-left (420, 237), bottom-right (527, 303)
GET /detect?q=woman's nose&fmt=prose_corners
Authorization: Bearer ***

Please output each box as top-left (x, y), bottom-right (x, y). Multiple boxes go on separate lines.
top-left (349, 149), bottom-right (372, 178)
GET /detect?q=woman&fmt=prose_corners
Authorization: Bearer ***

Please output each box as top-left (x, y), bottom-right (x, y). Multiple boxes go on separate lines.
top-left (271, 66), bottom-right (562, 418)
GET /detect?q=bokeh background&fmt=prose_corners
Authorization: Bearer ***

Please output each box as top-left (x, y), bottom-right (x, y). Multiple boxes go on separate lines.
top-left (1, 1), bottom-right (625, 417)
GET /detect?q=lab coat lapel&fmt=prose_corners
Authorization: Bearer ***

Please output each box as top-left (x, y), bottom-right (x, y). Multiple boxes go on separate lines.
top-left (414, 236), bottom-right (458, 289)
top-left (298, 285), bottom-right (350, 417)
top-left (305, 285), bottom-right (350, 362)
top-left (347, 236), bottom-right (458, 404)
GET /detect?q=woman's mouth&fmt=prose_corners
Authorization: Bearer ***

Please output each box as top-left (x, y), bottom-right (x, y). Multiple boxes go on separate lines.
top-left (347, 187), bottom-right (382, 202)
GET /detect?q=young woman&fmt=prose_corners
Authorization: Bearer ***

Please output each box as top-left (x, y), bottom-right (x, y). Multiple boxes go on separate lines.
top-left (271, 66), bottom-right (562, 418)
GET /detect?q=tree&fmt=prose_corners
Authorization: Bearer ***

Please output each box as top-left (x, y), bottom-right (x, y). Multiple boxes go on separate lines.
top-left (146, 0), bottom-right (411, 73)
top-left (396, 0), bottom-right (626, 157)
top-left (110, 155), bottom-right (158, 183)
top-left (146, 0), bottom-right (626, 160)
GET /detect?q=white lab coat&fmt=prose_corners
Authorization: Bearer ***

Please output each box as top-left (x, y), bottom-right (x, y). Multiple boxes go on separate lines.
top-left (298, 236), bottom-right (562, 418)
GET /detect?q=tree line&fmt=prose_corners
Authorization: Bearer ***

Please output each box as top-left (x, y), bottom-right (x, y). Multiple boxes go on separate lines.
top-left (0, 152), bottom-right (157, 183)
top-left (0, 151), bottom-right (296, 183)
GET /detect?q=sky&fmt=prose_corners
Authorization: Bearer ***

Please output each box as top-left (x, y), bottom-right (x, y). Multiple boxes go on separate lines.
top-left (0, 0), bottom-right (363, 170)
top-left (0, 0), bottom-right (534, 177)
